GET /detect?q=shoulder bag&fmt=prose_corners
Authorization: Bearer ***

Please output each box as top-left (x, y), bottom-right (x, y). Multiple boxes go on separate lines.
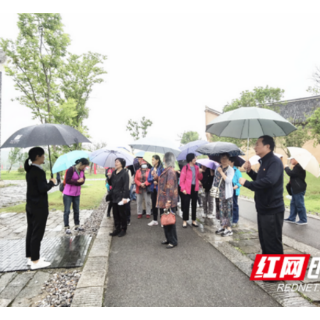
top-left (210, 175), bottom-right (223, 198)
top-left (161, 208), bottom-right (176, 226)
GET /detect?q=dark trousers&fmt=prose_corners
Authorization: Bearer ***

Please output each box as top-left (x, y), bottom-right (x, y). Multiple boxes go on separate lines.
top-left (151, 189), bottom-right (163, 221)
top-left (63, 194), bottom-right (80, 227)
top-left (215, 198), bottom-right (220, 220)
top-left (163, 207), bottom-right (178, 246)
top-left (232, 191), bottom-right (239, 223)
top-left (182, 185), bottom-right (198, 221)
top-left (257, 211), bottom-right (284, 254)
top-left (113, 203), bottom-right (127, 231)
top-left (26, 203), bottom-right (49, 261)
top-left (107, 202), bottom-right (113, 216)
top-left (289, 190), bottom-right (307, 223)
top-left (126, 202), bottom-right (131, 223)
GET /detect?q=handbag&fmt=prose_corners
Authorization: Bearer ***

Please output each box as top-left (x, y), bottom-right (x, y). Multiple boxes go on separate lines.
top-left (106, 189), bottom-right (113, 202)
top-left (286, 182), bottom-right (292, 196)
top-left (161, 208), bottom-right (176, 226)
top-left (210, 176), bottom-right (223, 198)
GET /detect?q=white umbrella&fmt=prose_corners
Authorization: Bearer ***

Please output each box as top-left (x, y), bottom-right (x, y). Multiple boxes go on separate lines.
top-left (129, 137), bottom-right (181, 157)
top-left (249, 153), bottom-right (283, 165)
top-left (89, 148), bottom-right (134, 167)
top-left (287, 147), bottom-right (320, 178)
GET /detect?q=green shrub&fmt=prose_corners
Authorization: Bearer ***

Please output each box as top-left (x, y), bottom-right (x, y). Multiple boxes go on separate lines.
top-left (17, 167), bottom-right (25, 173)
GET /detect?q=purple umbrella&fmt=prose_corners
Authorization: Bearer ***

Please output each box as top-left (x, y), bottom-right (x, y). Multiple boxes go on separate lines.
top-left (196, 159), bottom-right (220, 170)
top-left (177, 140), bottom-right (209, 161)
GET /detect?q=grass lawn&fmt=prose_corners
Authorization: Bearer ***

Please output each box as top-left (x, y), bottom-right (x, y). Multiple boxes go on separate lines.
top-left (0, 170), bottom-right (106, 181)
top-left (0, 180), bottom-right (107, 213)
top-left (240, 172), bottom-right (320, 214)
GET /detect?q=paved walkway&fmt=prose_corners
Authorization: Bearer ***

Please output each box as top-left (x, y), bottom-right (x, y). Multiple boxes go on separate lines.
top-left (103, 205), bottom-right (280, 307)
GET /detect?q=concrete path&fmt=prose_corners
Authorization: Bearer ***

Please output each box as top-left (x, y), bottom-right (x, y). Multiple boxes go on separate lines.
top-left (239, 199), bottom-right (320, 251)
top-left (103, 205), bottom-right (280, 307)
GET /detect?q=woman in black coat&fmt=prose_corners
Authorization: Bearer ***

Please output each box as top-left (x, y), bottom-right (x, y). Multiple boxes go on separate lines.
top-left (25, 147), bottom-right (56, 270)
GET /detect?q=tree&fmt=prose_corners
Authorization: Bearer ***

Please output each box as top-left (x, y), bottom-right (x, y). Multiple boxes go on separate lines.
top-left (279, 125), bottom-right (311, 157)
top-left (307, 66), bottom-right (320, 95)
top-left (0, 14), bottom-right (70, 123)
top-left (179, 131), bottom-right (200, 145)
top-left (223, 86), bottom-right (284, 113)
top-left (307, 108), bottom-right (320, 146)
top-left (7, 148), bottom-right (24, 173)
top-left (126, 117), bottom-right (153, 140)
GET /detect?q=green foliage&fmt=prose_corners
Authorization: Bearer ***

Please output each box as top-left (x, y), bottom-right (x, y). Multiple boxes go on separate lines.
top-left (307, 108), bottom-right (320, 146)
top-left (126, 117), bottom-right (153, 140)
top-left (179, 131), bottom-right (200, 145)
top-left (223, 86), bottom-right (285, 113)
top-left (17, 167), bottom-right (25, 173)
top-left (7, 148), bottom-right (24, 173)
top-left (307, 66), bottom-right (320, 95)
top-left (279, 124), bottom-right (310, 157)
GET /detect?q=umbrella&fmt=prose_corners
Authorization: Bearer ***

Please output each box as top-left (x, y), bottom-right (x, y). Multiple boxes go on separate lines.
top-left (287, 147), bottom-right (320, 178)
top-left (90, 148), bottom-right (134, 168)
top-left (249, 153), bottom-right (283, 166)
top-left (196, 142), bottom-right (244, 157)
top-left (176, 140), bottom-right (209, 161)
top-left (196, 159), bottom-right (220, 170)
top-left (205, 107), bottom-right (297, 159)
top-left (208, 154), bottom-right (245, 167)
top-left (142, 151), bottom-right (180, 171)
top-left (0, 124), bottom-right (91, 178)
top-left (129, 137), bottom-right (181, 156)
top-left (52, 150), bottom-right (90, 174)
top-left (135, 151), bottom-right (145, 158)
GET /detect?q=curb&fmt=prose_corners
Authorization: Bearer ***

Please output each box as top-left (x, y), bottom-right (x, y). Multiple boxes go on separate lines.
top-left (190, 216), bottom-right (315, 307)
top-left (71, 208), bottom-right (113, 307)
top-left (239, 196), bottom-right (320, 221)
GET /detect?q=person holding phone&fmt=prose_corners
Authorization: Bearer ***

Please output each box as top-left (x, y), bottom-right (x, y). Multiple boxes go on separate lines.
top-left (63, 158), bottom-right (89, 234)
top-left (107, 158), bottom-right (130, 237)
top-left (25, 147), bottom-right (56, 270)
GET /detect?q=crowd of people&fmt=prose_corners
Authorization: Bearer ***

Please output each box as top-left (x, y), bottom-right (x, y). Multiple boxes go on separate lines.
top-left (23, 134), bottom-right (309, 269)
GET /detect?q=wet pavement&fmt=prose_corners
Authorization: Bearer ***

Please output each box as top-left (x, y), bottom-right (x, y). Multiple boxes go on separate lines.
top-left (239, 198), bottom-right (320, 251)
top-left (103, 204), bottom-right (280, 307)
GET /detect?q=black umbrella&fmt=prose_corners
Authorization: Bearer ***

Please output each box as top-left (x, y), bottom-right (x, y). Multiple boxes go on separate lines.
top-left (196, 142), bottom-right (244, 157)
top-left (1, 124), bottom-right (91, 178)
top-left (209, 155), bottom-right (245, 167)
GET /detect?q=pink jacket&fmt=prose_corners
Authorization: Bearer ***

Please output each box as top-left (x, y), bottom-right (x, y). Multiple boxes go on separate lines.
top-left (63, 168), bottom-right (85, 197)
top-left (180, 164), bottom-right (203, 195)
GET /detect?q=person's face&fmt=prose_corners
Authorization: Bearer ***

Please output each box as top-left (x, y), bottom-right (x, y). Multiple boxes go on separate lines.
top-left (79, 164), bottom-right (87, 171)
top-left (190, 157), bottom-right (197, 165)
top-left (36, 154), bottom-right (45, 164)
top-left (220, 156), bottom-right (229, 167)
top-left (115, 159), bottom-right (122, 170)
top-left (152, 157), bottom-right (159, 167)
top-left (254, 138), bottom-right (270, 157)
top-left (290, 158), bottom-right (298, 166)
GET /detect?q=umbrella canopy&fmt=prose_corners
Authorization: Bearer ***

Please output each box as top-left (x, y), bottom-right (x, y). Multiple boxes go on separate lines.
top-left (287, 147), bottom-right (320, 178)
top-left (129, 137), bottom-right (181, 156)
top-left (196, 159), bottom-right (220, 170)
top-left (52, 150), bottom-right (90, 174)
top-left (135, 151), bottom-right (145, 158)
top-left (208, 154), bottom-right (245, 167)
top-left (0, 124), bottom-right (91, 149)
top-left (206, 107), bottom-right (297, 138)
top-left (249, 153), bottom-right (283, 166)
top-left (176, 140), bottom-right (209, 161)
top-left (196, 142), bottom-right (244, 157)
top-left (0, 124), bottom-right (91, 178)
top-left (90, 148), bottom-right (134, 168)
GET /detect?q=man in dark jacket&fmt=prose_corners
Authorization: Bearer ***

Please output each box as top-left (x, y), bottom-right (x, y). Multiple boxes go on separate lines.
top-left (284, 158), bottom-right (307, 225)
top-left (239, 135), bottom-right (284, 255)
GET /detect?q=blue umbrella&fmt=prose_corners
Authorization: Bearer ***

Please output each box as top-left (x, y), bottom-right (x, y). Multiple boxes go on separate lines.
top-left (52, 150), bottom-right (90, 174)
top-left (176, 140), bottom-right (208, 161)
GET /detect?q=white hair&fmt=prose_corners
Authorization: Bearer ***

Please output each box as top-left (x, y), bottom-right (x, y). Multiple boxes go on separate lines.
top-left (163, 152), bottom-right (176, 168)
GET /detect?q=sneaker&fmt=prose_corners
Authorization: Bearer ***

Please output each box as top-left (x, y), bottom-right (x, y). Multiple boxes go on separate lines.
top-left (232, 223), bottom-right (239, 228)
top-left (31, 260), bottom-right (51, 270)
top-left (296, 221), bottom-right (308, 225)
top-left (65, 228), bottom-right (72, 235)
top-left (177, 202), bottom-right (181, 207)
top-left (137, 214), bottom-right (142, 219)
top-left (221, 229), bottom-right (233, 237)
top-left (74, 226), bottom-right (84, 232)
top-left (284, 218), bottom-right (296, 223)
top-left (146, 215), bottom-right (151, 219)
top-left (148, 220), bottom-right (158, 226)
top-left (215, 228), bottom-right (225, 235)
top-left (127, 221), bottom-right (131, 226)
top-left (27, 257), bottom-right (46, 266)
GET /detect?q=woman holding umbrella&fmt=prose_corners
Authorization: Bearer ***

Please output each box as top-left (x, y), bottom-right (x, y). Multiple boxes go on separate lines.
top-left (25, 147), bottom-right (56, 270)
top-left (63, 158), bottom-right (89, 235)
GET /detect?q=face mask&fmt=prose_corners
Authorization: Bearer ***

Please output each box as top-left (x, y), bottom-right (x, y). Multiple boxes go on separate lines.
top-left (141, 164), bottom-right (147, 169)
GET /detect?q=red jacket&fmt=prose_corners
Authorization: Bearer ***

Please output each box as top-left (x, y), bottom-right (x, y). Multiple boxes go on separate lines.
top-left (180, 164), bottom-right (203, 194)
top-left (134, 168), bottom-right (151, 194)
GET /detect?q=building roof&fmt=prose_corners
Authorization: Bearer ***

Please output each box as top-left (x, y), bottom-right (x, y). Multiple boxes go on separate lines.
top-left (274, 95), bottom-right (320, 125)
top-left (205, 106), bottom-right (222, 115)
